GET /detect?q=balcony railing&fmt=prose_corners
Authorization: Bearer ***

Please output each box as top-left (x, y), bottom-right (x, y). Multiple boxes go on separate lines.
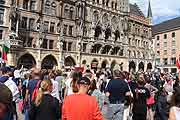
top-left (0, 39), bottom-right (23, 47)
top-left (10, 39), bottom-right (23, 47)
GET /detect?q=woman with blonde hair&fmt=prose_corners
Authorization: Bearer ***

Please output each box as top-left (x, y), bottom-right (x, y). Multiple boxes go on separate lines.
top-left (29, 79), bottom-right (61, 120)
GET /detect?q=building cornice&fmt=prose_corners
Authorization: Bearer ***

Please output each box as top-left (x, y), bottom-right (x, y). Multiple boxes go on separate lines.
top-left (129, 14), bottom-right (150, 26)
top-left (153, 26), bottom-right (180, 36)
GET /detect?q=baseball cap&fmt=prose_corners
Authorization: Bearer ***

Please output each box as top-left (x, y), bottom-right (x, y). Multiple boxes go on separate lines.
top-left (0, 83), bottom-right (16, 113)
top-left (77, 77), bottom-right (91, 85)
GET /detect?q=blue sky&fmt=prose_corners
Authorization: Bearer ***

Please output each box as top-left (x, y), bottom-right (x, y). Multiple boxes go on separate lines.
top-left (129, 0), bottom-right (180, 24)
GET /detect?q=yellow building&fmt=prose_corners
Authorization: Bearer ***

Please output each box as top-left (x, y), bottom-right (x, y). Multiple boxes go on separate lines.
top-left (153, 17), bottom-right (180, 73)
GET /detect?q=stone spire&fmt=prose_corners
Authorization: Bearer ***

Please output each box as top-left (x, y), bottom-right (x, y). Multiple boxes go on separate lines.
top-left (147, 0), bottom-right (152, 18)
top-left (147, 0), bottom-right (153, 25)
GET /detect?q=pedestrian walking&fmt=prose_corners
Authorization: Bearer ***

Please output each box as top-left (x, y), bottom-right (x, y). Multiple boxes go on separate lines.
top-left (29, 79), bottom-right (61, 120)
top-left (64, 71), bottom-right (82, 97)
top-left (89, 79), bottom-right (104, 110)
top-left (62, 77), bottom-right (103, 120)
top-left (0, 83), bottom-right (16, 120)
top-left (49, 72), bottom-right (60, 101)
top-left (145, 75), bottom-right (158, 120)
top-left (132, 74), bottom-right (150, 120)
top-left (105, 68), bottom-right (131, 120)
top-left (155, 88), bottom-right (169, 120)
top-left (0, 67), bottom-right (19, 120)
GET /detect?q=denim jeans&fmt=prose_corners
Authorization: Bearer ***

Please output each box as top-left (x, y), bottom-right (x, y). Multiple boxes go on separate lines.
top-left (107, 103), bottom-right (124, 120)
top-left (24, 108), bottom-right (29, 120)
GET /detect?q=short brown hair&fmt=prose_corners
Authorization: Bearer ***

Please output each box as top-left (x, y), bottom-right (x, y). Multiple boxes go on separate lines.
top-left (113, 70), bottom-right (125, 80)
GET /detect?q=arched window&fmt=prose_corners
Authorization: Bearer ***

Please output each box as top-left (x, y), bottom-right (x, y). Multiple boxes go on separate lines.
top-left (69, 7), bottom-right (74, 19)
top-left (114, 30), bottom-right (120, 41)
top-left (115, 3), bottom-right (117, 9)
top-left (111, 2), bottom-right (114, 8)
top-left (84, 26), bottom-right (87, 36)
top-left (93, 11), bottom-right (99, 23)
top-left (102, 0), bottom-right (105, 5)
top-left (51, 2), bottom-right (57, 16)
top-left (64, 5), bottom-right (69, 18)
top-left (106, 0), bottom-right (109, 7)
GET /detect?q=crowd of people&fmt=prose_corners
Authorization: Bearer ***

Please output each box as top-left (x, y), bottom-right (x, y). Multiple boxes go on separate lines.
top-left (0, 64), bottom-right (180, 120)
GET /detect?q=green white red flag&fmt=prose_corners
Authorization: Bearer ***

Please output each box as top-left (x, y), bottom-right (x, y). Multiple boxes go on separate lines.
top-left (2, 40), bottom-right (10, 61)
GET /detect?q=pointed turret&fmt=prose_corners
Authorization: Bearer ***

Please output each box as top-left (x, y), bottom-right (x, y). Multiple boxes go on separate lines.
top-left (147, 0), bottom-right (153, 25)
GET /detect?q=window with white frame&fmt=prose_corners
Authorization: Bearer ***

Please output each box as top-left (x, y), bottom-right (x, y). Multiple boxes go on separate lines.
top-left (44, 21), bottom-right (49, 32)
top-left (0, 30), bottom-right (3, 39)
top-left (0, 9), bottom-right (4, 25)
top-left (30, 0), bottom-right (36, 11)
top-left (50, 22), bottom-right (55, 33)
top-left (172, 49), bottom-right (176, 55)
top-left (63, 25), bottom-right (68, 35)
top-left (44, 0), bottom-right (50, 14)
top-left (164, 50), bottom-right (167, 55)
top-left (164, 42), bottom-right (167, 47)
top-left (69, 7), bottom-right (73, 19)
top-left (51, 2), bottom-right (56, 16)
top-left (172, 40), bottom-right (176, 47)
top-left (23, 0), bottom-right (28, 9)
top-left (69, 26), bottom-right (73, 36)
top-left (29, 18), bottom-right (35, 30)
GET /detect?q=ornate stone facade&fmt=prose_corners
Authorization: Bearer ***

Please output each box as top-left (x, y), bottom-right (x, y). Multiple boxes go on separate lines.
top-left (0, 0), bottom-right (154, 71)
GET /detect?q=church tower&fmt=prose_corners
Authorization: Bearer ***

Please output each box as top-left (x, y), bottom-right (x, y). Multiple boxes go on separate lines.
top-left (147, 0), bottom-right (153, 25)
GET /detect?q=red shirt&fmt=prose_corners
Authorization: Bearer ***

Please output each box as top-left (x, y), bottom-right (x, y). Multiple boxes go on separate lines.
top-left (62, 94), bottom-right (104, 120)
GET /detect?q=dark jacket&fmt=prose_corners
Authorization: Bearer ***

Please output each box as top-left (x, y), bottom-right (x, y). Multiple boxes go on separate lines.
top-left (29, 94), bottom-right (61, 120)
top-left (155, 94), bottom-right (169, 120)
top-left (0, 76), bottom-right (9, 83)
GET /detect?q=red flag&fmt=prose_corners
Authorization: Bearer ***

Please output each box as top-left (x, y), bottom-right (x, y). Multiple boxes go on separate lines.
top-left (176, 55), bottom-right (180, 69)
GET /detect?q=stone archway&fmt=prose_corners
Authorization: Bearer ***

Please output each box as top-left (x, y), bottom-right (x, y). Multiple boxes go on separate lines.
top-left (138, 62), bottom-right (144, 71)
top-left (129, 61), bottom-right (136, 72)
top-left (64, 56), bottom-right (76, 67)
top-left (41, 55), bottom-right (58, 69)
top-left (147, 63), bottom-right (152, 70)
top-left (91, 44), bottom-right (102, 53)
top-left (17, 53), bottom-right (36, 69)
top-left (101, 45), bottom-right (112, 54)
top-left (101, 60), bottom-right (108, 69)
top-left (82, 60), bottom-right (87, 65)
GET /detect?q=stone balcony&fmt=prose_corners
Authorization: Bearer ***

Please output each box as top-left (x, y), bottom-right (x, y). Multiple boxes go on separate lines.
top-left (0, 39), bottom-right (23, 48)
top-left (10, 39), bottom-right (23, 47)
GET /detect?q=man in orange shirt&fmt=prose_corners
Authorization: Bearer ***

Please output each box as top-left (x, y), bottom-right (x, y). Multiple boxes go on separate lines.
top-left (62, 77), bottom-right (103, 120)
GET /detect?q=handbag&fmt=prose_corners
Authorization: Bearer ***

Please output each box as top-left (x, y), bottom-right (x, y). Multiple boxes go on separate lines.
top-left (147, 96), bottom-right (155, 105)
top-left (32, 80), bottom-right (41, 101)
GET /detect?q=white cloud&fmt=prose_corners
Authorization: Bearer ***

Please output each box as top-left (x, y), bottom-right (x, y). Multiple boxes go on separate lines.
top-left (129, 0), bottom-right (180, 23)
